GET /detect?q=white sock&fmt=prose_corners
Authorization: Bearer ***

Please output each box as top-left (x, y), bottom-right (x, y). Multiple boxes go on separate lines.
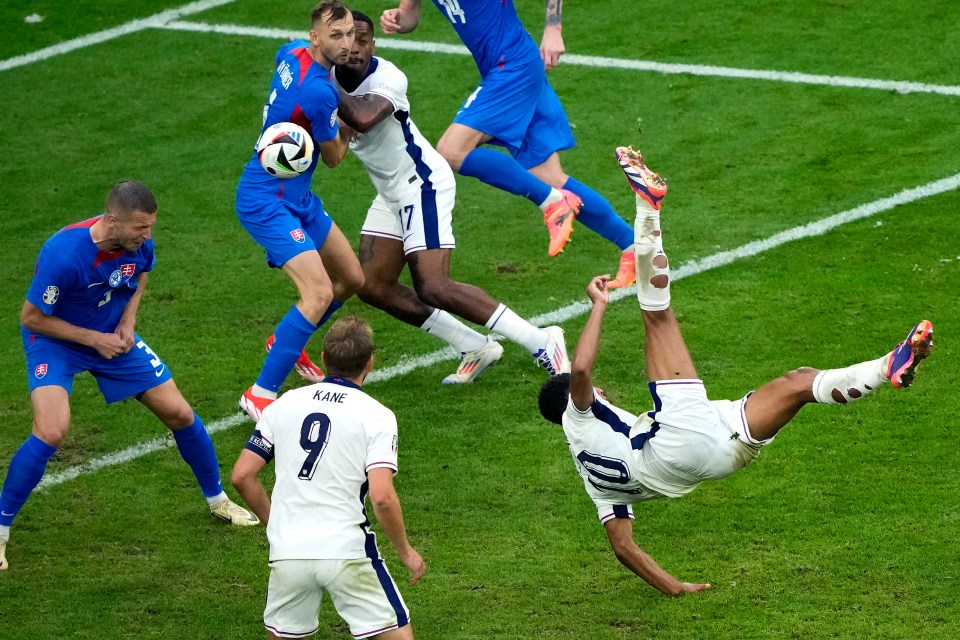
top-left (420, 309), bottom-right (488, 354)
top-left (206, 492), bottom-right (229, 508)
top-left (0, 525), bottom-right (10, 542)
top-left (538, 188), bottom-right (563, 211)
top-left (635, 197), bottom-right (670, 311)
top-left (812, 355), bottom-right (889, 404)
top-left (485, 304), bottom-right (544, 353)
top-left (251, 384), bottom-right (277, 400)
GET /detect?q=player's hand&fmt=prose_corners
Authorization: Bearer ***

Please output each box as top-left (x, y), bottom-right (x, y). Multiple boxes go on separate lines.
top-left (399, 547), bottom-right (426, 585)
top-left (380, 7), bottom-right (419, 35)
top-left (676, 582), bottom-right (712, 594)
top-left (586, 275), bottom-right (611, 305)
top-left (115, 322), bottom-right (136, 352)
top-left (540, 26), bottom-right (565, 71)
top-left (93, 332), bottom-right (128, 359)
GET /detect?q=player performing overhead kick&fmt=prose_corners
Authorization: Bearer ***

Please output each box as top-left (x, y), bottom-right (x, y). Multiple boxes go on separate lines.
top-left (0, 181), bottom-right (258, 572)
top-left (537, 146), bottom-right (934, 595)
top-left (380, 0), bottom-right (649, 288)
top-left (321, 10), bottom-right (568, 383)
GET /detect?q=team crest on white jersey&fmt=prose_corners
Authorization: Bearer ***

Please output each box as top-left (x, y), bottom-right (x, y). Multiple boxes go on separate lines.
top-left (290, 228), bottom-right (306, 243)
top-left (392, 434), bottom-right (398, 454)
top-left (34, 363), bottom-right (48, 379)
top-left (42, 285), bottom-right (59, 305)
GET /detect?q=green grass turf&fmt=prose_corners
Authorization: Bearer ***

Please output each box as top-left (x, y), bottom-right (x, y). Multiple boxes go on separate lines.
top-left (1, 1), bottom-right (959, 638)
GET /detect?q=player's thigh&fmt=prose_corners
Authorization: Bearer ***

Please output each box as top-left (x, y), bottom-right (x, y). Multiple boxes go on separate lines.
top-left (327, 557), bottom-right (410, 639)
top-left (281, 250), bottom-right (334, 304)
top-left (139, 379), bottom-right (195, 430)
top-left (88, 335), bottom-right (174, 404)
top-left (29, 385), bottom-right (71, 445)
top-left (514, 83), bottom-right (575, 170)
top-left (237, 198), bottom-right (323, 269)
top-left (358, 210), bottom-right (408, 288)
top-left (263, 559), bottom-right (330, 639)
top-left (452, 62), bottom-right (543, 155)
top-left (317, 222), bottom-right (363, 297)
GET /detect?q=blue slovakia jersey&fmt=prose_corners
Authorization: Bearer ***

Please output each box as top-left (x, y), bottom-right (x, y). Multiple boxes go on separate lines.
top-left (237, 40), bottom-right (340, 206)
top-left (430, 0), bottom-right (538, 75)
top-left (23, 216), bottom-right (156, 346)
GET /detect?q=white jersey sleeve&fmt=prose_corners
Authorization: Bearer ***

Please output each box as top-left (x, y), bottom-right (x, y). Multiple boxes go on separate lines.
top-left (361, 62), bottom-right (407, 113)
top-left (364, 405), bottom-right (399, 475)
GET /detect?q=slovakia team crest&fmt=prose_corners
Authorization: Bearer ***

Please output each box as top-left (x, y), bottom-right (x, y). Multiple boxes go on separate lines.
top-left (109, 269), bottom-right (124, 287)
top-left (290, 228), bottom-right (306, 243)
top-left (35, 363), bottom-right (48, 379)
top-left (120, 264), bottom-right (136, 277)
top-left (42, 286), bottom-right (59, 305)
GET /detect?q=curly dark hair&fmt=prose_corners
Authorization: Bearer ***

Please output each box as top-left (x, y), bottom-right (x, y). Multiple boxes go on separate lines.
top-left (538, 373), bottom-right (571, 425)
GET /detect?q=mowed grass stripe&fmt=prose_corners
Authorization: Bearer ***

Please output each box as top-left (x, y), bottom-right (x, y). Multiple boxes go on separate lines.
top-left (0, 0), bottom-right (236, 73)
top-left (37, 171), bottom-right (960, 491)
top-left (160, 19), bottom-right (960, 97)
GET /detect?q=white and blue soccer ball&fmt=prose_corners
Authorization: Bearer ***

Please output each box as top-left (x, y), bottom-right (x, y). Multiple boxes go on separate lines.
top-left (257, 122), bottom-right (314, 178)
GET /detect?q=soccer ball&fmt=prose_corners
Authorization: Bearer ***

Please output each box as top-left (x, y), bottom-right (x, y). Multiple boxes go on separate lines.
top-left (257, 122), bottom-right (314, 178)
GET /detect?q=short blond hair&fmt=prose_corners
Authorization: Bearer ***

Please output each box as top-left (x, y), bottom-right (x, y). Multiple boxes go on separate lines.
top-left (322, 316), bottom-right (373, 378)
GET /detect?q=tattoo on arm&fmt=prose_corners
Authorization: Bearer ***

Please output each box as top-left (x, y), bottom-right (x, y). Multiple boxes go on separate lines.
top-left (545, 0), bottom-right (562, 27)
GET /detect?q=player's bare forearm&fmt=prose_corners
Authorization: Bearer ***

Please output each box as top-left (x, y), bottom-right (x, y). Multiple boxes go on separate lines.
top-left (116, 272), bottom-right (148, 347)
top-left (231, 450), bottom-right (271, 524)
top-left (20, 300), bottom-right (124, 357)
top-left (318, 132), bottom-right (350, 167)
top-left (545, 0), bottom-right (563, 28)
top-left (604, 518), bottom-right (711, 596)
top-left (337, 93), bottom-right (394, 133)
top-left (540, 0), bottom-right (565, 69)
top-left (569, 276), bottom-right (609, 409)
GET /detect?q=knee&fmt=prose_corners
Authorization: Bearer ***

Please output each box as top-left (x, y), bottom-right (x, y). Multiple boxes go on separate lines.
top-left (299, 282), bottom-right (336, 320)
top-left (33, 420), bottom-right (69, 448)
top-left (358, 278), bottom-right (389, 307)
top-left (162, 404), bottom-right (196, 430)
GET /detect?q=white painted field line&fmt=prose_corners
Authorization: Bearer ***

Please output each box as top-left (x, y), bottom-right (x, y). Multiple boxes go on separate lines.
top-left (0, 0), bottom-right (236, 73)
top-left (161, 20), bottom-right (960, 97)
top-left (39, 171), bottom-right (960, 490)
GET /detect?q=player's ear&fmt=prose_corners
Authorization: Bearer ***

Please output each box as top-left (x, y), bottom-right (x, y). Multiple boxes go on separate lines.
top-left (365, 354), bottom-right (374, 373)
top-left (320, 351), bottom-right (329, 370)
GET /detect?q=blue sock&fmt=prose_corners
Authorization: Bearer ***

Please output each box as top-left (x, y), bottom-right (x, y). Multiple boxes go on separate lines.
top-left (563, 177), bottom-right (634, 250)
top-left (172, 414), bottom-right (223, 499)
top-left (257, 305), bottom-right (318, 392)
top-left (0, 435), bottom-right (58, 526)
top-left (317, 300), bottom-right (344, 328)
top-left (459, 148), bottom-right (552, 205)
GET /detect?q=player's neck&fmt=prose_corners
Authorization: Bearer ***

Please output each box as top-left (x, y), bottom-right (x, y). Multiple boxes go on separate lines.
top-left (89, 217), bottom-right (122, 252)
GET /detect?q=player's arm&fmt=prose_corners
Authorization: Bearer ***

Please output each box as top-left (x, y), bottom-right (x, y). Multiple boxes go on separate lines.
top-left (368, 467), bottom-right (426, 585)
top-left (541, 0), bottom-right (566, 70)
top-left (115, 271), bottom-right (147, 351)
top-left (381, 0), bottom-right (422, 35)
top-left (231, 449), bottom-right (271, 525)
top-left (317, 128), bottom-right (351, 168)
top-left (337, 92), bottom-right (395, 134)
top-left (603, 517), bottom-right (712, 596)
top-left (20, 300), bottom-right (127, 359)
top-left (569, 275), bottom-right (610, 410)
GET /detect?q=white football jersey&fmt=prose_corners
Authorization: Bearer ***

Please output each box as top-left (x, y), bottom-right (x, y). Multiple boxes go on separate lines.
top-left (332, 57), bottom-right (454, 200)
top-left (246, 377), bottom-right (399, 561)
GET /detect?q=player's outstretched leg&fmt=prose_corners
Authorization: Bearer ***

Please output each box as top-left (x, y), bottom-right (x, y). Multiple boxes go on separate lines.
top-left (743, 320), bottom-right (934, 442)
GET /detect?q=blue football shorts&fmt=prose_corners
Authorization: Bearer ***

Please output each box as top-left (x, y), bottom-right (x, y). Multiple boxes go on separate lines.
top-left (236, 190), bottom-right (334, 269)
top-left (453, 55), bottom-right (576, 169)
top-left (24, 333), bottom-right (173, 403)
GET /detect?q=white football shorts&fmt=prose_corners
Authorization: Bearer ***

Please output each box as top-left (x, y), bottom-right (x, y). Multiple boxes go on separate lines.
top-left (643, 379), bottom-right (771, 482)
top-left (360, 179), bottom-right (456, 255)
top-left (263, 557), bottom-right (410, 639)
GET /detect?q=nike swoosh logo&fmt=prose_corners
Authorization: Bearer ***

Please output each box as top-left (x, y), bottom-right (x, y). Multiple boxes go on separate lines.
top-left (87, 282), bottom-right (104, 288)
top-left (155, 366), bottom-right (165, 377)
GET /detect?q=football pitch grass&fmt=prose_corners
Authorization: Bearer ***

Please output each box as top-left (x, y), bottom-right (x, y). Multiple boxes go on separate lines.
top-left (1, 1), bottom-right (958, 638)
